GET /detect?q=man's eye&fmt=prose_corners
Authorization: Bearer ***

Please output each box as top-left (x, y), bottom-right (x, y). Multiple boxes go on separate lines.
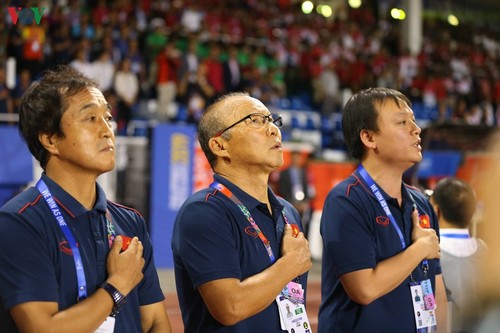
top-left (252, 117), bottom-right (262, 125)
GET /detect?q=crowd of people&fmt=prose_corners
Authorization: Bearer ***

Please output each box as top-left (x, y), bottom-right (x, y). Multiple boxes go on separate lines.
top-left (0, 66), bottom-right (499, 332)
top-left (1, 0), bottom-right (500, 137)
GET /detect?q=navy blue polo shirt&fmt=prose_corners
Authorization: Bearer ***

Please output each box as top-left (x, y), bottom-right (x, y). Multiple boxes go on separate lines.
top-left (171, 173), bottom-right (308, 333)
top-left (0, 173), bottom-right (164, 332)
top-left (318, 170), bottom-right (441, 333)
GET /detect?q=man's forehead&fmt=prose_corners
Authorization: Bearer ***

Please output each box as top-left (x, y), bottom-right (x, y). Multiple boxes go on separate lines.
top-left (222, 96), bottom-right (268, 118)
top-left (378, 98), bottom-right (412, 114)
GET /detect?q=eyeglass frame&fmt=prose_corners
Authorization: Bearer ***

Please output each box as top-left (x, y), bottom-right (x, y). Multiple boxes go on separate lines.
top-left (212, 112), bottom-right (283, 138)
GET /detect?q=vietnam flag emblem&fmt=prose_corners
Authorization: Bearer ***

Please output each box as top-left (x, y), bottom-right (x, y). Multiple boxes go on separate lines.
top-left (290, 224), bottom-right (300, 237)
top-left (419, 214), bottom-right (431, 228)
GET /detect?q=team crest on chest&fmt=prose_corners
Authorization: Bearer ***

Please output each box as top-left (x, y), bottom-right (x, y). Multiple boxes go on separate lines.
top-left (244, 226), bottom-right (259, 238)
top-left (375, 216), bottom-right (390, 227)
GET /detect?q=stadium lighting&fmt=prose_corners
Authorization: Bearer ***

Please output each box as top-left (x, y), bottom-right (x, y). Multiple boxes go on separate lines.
top-left (447, 14), bottom-right (459, 26)
top-left (390, 8), bottom-right (406, 20)
top-left (316, 4), bottom-right (333, 18)
top-left (302, 1), bottom-right (314, 14)
top-left (348, 0), bottom-right (362, 9)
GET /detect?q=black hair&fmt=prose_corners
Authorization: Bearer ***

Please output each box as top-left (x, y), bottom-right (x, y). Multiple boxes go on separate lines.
top-left (18, 65), bottom-right (99, 169)
top-left (432, 177), bottom-right (476, 228)
top-left (342, 87), bottom-right (411, 160)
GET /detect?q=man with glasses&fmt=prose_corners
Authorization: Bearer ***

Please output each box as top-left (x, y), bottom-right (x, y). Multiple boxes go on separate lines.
top-left (172, 92), bottom-right (312, 332)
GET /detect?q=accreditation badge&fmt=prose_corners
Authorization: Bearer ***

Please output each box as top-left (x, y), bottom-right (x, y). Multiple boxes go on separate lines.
top-left (94, 316), bottom-right (115, 333)
top-left (276, 295), bottom-right (311, 333)
top-left (411, 282), bottom-right (437, 332)
top-left (276, 281), bottom-right (311, 333)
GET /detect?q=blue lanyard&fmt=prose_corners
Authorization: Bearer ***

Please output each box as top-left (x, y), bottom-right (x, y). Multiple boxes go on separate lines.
top-left (357, 165), bottom-right (430, 276)
top-left (357, 165), bottom-right (406, 249)
top-left (36, 179), bottom-right (88, 301)
top-left (441, 233), bottom-right (470, 239)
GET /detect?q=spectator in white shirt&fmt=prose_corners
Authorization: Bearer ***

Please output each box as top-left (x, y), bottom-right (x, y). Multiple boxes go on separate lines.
top-left (429, 177), bottom-right (486, 333)
top-left (113, 58), bottom-right (139, 134)
top-left (92, 51), bottom-right (115, 93)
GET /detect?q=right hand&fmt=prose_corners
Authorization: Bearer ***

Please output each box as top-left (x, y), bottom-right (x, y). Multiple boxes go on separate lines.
top-left (105, 236), bottom-right (145, 295)
top-left (411, 209), bottom-right (440, 260)
top-left (281, 224), bottom-right (312, 277)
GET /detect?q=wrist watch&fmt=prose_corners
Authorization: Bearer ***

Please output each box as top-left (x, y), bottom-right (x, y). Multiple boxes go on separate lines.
top-left (100, 281), bottom-right (127, 316)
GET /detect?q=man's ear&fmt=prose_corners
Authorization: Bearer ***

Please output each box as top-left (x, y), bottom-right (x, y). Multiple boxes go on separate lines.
top-left (360, 129), bottom-right (376, 150)
top-left (208, 137), bottom-right (230, 159)
top-left (39, 132), bottom-right (60, 156)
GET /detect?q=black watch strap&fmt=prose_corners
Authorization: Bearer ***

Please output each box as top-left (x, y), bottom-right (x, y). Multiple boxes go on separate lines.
top-left (100, 281), bottom-right (127, 316)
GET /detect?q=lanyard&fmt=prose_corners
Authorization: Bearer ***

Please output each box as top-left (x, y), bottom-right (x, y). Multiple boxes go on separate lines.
top-left (36, 179), bottom-right (88, 301)
top-left (440, 233), bottom-right (470, 239)
top-left (210, 181), bottom-right (291, 264)
top-left (357, 165), bottom-right (406, 249)
top-left (36, 179), bottom-right (116, 301)
top-left (105, 210), bottom-right (117, 248)
top-left (357, 165), bottom-right (430, 277)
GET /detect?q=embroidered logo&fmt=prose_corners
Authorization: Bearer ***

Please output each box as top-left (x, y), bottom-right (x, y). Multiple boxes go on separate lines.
top-left (244, 226), bottom-right (259, 238)
top-left (59, 240), bottom-right (73, 255)
top-left (376, 216), bottom-right (390, 227)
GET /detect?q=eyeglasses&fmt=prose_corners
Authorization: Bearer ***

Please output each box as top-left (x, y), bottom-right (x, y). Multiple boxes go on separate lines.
top-left (213, 113), bottom-right (283, 138)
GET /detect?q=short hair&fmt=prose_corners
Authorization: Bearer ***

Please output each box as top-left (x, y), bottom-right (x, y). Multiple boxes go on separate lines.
top-left (432, 177), bottom-right (476, 228)
top-left (342, 87), bottom-right (411, 160)
top-left (18, 65), bottom-right (99, 169)
top-left (197, 92), bottom-right (249, 170)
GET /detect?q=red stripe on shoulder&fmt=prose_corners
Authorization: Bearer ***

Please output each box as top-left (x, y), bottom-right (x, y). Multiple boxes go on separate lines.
top-left (346, 179), bottom-right (359, 196)
top-left (350, 174), bottom-right (374, 198)
top-left (404, 183), bottom-right (420, 191)
top-left (54, 197), bottom-right (76, 218)
top-left (18, 194), bottom-right (76, 218)
top-left (18, 194), bottom-right (43, 214)
top-left (205, 188), bottom-right (219, 202)
top-left (108, 200), bottom-right (143, 217)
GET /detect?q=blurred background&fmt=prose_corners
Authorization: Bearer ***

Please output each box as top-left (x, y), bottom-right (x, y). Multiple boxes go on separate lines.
top-left (1, 0), bottom-right (499, 331)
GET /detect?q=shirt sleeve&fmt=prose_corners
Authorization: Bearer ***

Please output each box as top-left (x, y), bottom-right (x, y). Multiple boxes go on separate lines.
top-left (0, 211), bottom-right (59, 309)
top-left (321, 188), bottom-right (378, 278)
top-left (174, 198), bottom-right (242, 288)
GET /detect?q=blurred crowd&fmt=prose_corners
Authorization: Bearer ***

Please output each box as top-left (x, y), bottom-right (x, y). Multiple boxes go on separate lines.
top-left (1, 0), bottom-right (500, 135)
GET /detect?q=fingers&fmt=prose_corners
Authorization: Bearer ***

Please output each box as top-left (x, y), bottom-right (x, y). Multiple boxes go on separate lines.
top-left (111, 235), bottom-right (123, 254)
top-left (284, 224), bottom-right (305, 238)
top-left (111, 236), bottom-right (143, 264)
top-left (411, 208), bottom-right (420, 226)
top-left (284, 223), bottom-right (292, 235)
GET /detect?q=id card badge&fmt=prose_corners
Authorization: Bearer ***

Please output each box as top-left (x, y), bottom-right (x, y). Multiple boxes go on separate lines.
top-left (420, 279), bottom-right (437, 310)
top-left (411, 283), bottom-right (437, 331)
top-left (94, 316), bottom-right (115, 333)
top-left (282, 281), bottom-right (305, 304)
top-left (276, 295), bottom-right (312, 333)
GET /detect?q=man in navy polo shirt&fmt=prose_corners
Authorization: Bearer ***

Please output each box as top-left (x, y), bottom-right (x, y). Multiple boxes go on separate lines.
top-left (318, 88), bottom-right (448, 332)
top-left (0, 65), bottom-right (171, 332)
top-left (172, 92), bottom-right (312, 332)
